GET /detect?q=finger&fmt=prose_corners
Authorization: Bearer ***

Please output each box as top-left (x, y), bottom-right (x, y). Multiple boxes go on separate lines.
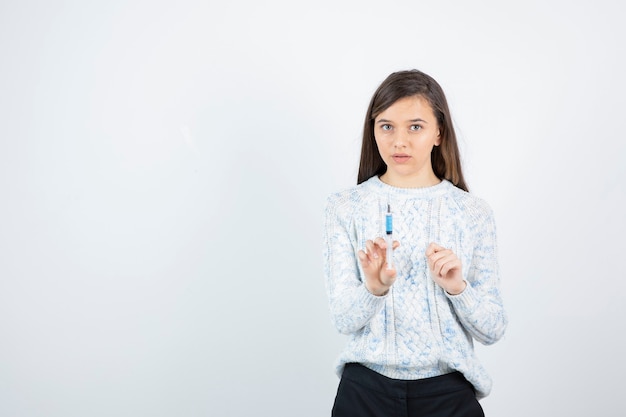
top-left (392, 240), bottom-right (400, 250)
top-left (357, 249), bottom-right (370, 266)
top-left (431, 251), bottom-right (454, 267)
top-left (433, 254), bottom-right (460, 277)
top-left (365, 240), bottom-right (379, 259)
top-left (429, 252), bottom-right (448, 274)
top-left (438, 258), bottom-right (461, 277)
top-left (428, 247), bottom-right (456, 264)
top-left (373, 236), bottom-right (387, 249)
top-left (425, 242), bottom-right (444, 256)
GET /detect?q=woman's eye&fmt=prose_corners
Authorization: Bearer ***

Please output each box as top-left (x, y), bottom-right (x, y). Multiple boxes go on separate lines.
top-left (410, 125), bottom-right (422, 131)
top-left (381, 124), bottom-right (392, 131)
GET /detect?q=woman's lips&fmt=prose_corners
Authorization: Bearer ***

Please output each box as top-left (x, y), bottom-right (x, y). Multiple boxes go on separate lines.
top-left (391, 154), bottom-right (411, 163)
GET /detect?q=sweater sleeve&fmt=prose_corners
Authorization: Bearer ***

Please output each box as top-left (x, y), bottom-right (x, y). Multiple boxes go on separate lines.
top-left (446, 202), bottom-right (508, 345)
top-left (323, 193), bottom-right (386, 335)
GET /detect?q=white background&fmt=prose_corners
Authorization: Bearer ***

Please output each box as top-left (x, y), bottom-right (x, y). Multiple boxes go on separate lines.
top-left (1, 0), bottom-right (624, 416)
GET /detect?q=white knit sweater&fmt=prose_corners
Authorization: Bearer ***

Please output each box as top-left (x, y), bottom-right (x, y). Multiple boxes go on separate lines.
top-left (323, 176), bottom-right (507, 399)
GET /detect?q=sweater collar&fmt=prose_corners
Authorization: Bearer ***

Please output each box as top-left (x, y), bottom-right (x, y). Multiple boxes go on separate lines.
top-left (365, 175), bottom-right (453, 199)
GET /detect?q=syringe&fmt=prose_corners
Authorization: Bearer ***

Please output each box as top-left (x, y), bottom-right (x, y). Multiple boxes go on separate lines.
top-left (385, 204), bottom-right (393, 269)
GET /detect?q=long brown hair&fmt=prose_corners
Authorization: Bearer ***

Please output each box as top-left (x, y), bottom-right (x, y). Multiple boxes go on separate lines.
top-left (357, 69), bottom-right (468, 191)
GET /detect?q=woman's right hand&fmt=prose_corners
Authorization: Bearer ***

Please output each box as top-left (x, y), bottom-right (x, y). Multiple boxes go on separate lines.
top-left (357, 237), bottom-right (399, 296)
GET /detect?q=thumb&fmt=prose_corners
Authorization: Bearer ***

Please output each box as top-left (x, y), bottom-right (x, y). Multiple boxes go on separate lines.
top-left (380, 267), bottom-right (397, 285)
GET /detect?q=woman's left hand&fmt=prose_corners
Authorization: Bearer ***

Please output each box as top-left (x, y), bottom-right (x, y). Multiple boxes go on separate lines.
top-left (426, 243), bottom-right (466, 295)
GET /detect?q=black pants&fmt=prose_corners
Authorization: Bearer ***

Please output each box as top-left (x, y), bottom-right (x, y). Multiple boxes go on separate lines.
top-left (332, 363), bottom-right (485, 417)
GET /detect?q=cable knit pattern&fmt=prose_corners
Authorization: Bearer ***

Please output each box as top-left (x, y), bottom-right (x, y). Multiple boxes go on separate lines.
top-left (323, 176), bottom-right (507, 399)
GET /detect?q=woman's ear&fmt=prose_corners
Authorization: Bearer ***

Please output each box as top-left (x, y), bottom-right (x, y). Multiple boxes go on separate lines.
top-left (435, 130), bottom-right (442, 146)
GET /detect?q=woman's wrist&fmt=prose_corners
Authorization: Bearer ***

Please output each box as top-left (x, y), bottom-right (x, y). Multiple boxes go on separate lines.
top-left (445, 280), bottom-right (467, 296)
top-left (364, 282), bottom-right (389, 297)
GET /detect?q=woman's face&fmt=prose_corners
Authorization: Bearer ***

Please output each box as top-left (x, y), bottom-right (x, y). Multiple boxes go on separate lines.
top-left (374, 95), bottom-right (441, 188)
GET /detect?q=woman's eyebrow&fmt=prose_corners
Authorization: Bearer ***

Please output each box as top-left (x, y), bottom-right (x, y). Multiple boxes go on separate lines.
top-left (376, 118), bottom-right (429, 123)
top-left (408, 118), bottom-right (428, 123)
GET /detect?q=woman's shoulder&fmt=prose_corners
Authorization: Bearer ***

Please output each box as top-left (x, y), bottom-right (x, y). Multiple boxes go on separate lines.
top-left (446, 185), bottom-right (495, 221)
top-left (326, 183), bottom-right (367, 208)
top-left (326, 179), bottom-right (380, 219)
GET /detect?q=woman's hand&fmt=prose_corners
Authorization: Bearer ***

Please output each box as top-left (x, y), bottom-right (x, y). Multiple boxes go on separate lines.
top-left (357, 237), bottom-right (400, 296)
top-left (426, 243), bottom-right (466, 295)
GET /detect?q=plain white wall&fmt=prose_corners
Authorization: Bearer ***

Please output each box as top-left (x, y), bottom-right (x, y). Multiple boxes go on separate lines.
top-left (1, 0), bottom-right (624, 416)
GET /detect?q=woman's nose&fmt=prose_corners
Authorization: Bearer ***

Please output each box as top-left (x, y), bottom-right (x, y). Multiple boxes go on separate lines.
top-left (392, 132), bottom-right (408, 148)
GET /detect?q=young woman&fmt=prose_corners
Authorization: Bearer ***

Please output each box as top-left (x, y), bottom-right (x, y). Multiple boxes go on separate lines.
top-left (323, 69), bottom-right (507, 417)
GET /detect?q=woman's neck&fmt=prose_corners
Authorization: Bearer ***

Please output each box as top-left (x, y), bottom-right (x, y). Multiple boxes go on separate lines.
top-left (379, 171), bottom-right (441, 189)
